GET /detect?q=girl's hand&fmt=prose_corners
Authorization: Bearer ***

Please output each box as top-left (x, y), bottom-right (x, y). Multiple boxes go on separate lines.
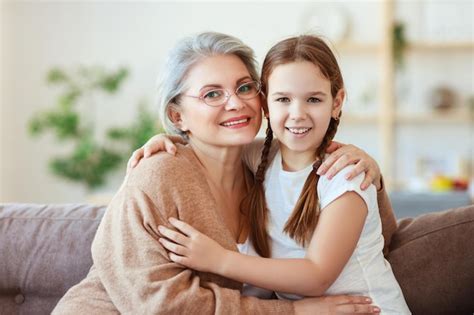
top-left (320, 141), bottom-right (382, 191)
top-left (158, 218), bottom-right (227, 274)
top-left (294, 295), bottom-right (380, 315)
top-left (127, 134), bottom-right (185, 173)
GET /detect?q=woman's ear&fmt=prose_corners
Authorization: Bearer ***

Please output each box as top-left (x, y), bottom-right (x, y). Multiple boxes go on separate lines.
top-left (332, 89), bottom-right (345, 118)
top-left (168, 106), bottom-right (189, 132)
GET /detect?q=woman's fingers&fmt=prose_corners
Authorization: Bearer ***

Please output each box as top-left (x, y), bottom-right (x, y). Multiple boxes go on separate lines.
top-left (325, 140), bottom-right (344, 154)
top-left (158, 225), bottom-right (189, 246)
top-left (325, 154), bottom-right (358, 179)
top-left (336, 304), bottom-right (380, 314)
top-left (159, 237), bottom-right (188, 256)
top-left (169, 217), bottom-right (198, 237)
top-left (327, 295), bottom-right (370, 305)
top-left (330, 295), bottom-right (380, 314)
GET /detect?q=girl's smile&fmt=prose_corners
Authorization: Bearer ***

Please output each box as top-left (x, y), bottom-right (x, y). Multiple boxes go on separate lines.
top-left (266, 61), bottom-right (343, 170)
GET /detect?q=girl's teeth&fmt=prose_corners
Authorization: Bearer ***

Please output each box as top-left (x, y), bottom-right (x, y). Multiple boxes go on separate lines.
top-left (288, 128), bottom-right (310, 134)
top-left (222, 118), bottom-right (248, 126)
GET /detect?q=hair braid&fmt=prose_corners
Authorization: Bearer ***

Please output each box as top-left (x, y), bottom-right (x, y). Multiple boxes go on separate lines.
top-left (283, 114), bottom-right (342, 246)
top-left (242, 118), bottom-right (274, 257)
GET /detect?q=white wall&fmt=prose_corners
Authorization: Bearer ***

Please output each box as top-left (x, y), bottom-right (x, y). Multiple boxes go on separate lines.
top-left (1, 1), bottom-right (472, 203)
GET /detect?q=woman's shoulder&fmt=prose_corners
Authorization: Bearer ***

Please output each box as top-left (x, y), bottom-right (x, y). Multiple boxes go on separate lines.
top-left (125, 144), bottom-right (202, 190)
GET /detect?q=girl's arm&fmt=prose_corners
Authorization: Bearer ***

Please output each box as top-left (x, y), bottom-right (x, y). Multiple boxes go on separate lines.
top-left (159, 191), bottom-right (367, 297)
top-left (129, 136), bottom-right (382, 192)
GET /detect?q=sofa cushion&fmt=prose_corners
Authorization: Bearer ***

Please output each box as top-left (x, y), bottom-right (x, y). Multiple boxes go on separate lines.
top-left (388, 204), bottom-right (474, 314)
top-left (0, 203), bottom-right (106, 315)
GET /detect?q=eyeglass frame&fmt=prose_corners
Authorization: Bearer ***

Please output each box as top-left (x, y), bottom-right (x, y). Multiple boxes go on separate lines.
top-left (180, 80), bottom-right (262, 107)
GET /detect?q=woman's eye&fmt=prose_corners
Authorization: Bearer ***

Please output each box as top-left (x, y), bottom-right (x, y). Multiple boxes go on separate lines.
top-left (308, 97), bottom-right (322, 103)
top-left (238, 84), bottom-right (252, 93)
top-left (203, 90), bottom-right (224, 99)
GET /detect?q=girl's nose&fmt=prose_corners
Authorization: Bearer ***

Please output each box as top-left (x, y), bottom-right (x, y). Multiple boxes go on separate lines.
top-left (289, 102), bottom-right (306, 121)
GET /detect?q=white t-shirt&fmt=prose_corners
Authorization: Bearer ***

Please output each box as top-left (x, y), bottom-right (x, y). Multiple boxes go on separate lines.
top-left (239, 147), bottom-right (410, 314)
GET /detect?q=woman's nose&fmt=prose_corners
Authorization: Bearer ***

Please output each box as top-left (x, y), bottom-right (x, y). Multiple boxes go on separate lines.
top-left (224, 93), bottom-right (245, 111)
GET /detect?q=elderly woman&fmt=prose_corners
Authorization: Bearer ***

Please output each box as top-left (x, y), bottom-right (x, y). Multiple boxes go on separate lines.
top-left (53, 32), bottom-right (395, 314)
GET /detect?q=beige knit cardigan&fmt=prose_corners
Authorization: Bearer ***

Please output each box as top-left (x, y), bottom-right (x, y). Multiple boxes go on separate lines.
top-left (53, 144), bottom-right (396, 315)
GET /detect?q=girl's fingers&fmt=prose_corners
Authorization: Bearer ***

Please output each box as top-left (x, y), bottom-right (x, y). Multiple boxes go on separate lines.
top-left (168, 253), bottom-right (187, 265)
top-left (129, 148), bottom-right (145, 168)
top-left (158, 238), bottom-right (188, 256)
top-left (158, 225), bottom-right (189, 246)
top-left (169, 217), bottom-right (198, 237)
top-left (345, 161), bottom-right (367, 181)
top-left (164, 138), bottom-right (177, 155)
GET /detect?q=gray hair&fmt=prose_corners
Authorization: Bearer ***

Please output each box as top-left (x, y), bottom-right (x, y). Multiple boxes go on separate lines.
top-left (158, 32), bottom-right (259, 137)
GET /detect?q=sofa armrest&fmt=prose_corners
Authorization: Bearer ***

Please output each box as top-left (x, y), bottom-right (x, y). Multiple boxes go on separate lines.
top-left (388, 205), bottom-right (474, 314)
top-left (0, 203), bottom-right (106, 314)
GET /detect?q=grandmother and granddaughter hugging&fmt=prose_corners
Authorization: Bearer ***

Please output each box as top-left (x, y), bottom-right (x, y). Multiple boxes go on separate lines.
top-left (53, 32), bottom-right (412, 314)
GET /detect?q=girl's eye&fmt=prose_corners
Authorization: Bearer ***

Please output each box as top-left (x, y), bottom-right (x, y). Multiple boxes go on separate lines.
top-left (203, 89), bottom-right (224, 100)
top-left (308, 97), bottom-right (322, 103)
top-left (275, 97), bottom-right (290, 103)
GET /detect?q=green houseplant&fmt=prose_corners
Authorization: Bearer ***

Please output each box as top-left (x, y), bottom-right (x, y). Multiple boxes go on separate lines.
top-left (28, 66), bottom-right (161, 189)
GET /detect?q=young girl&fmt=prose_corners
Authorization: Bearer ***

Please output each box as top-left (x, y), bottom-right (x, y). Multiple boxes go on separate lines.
top-left (153, 35), bottom-right (410, 314)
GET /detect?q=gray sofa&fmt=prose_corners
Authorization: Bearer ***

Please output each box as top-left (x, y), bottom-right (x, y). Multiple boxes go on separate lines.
top-left (1, 203), bottom-right (473, 315)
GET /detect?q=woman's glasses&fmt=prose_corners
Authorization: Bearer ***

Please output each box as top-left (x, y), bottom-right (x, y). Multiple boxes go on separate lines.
top-left (182, 81), bottom-right (261, 107)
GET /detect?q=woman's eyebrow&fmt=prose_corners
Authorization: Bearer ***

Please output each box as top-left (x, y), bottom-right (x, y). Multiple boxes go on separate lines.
top-left (198, 76), bottom-right (253, 92)
top-left (236, 76), bottom-right (253, 84)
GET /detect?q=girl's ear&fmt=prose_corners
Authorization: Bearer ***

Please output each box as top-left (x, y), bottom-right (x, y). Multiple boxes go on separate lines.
top-left (168, 106), bottom-right (189, 132)
top-left (332, 89), bottom-right (345, 118)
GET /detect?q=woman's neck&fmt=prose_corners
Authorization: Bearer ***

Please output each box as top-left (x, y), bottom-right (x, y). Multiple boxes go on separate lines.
top-left (189, 139), bottom-right (244, 190)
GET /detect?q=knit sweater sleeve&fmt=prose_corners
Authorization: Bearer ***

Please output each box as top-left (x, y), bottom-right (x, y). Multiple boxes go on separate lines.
top-left (91, 151), bottom-right (294, 315)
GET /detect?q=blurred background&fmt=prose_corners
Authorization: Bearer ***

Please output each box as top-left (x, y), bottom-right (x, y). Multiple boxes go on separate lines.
top-left (1, 0), bottom-right (473, 216)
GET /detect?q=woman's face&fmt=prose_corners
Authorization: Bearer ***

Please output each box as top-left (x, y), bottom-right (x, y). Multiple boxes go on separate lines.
top-left (172, 54), bottom-right (262, 148)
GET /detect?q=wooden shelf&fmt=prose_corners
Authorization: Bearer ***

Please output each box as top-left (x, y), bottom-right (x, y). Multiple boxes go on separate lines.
top-left (396, 111), bottom-right (473, 124)
top-left (332, 42), bottom-right (380, 54)
top-left (406, 42), bottom-right (474, 52)
top-left (342, 114), bottom-right (378, 124)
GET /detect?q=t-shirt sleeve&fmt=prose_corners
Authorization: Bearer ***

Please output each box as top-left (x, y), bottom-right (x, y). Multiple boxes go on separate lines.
top-left (318, 165), bottom-right (375, 211)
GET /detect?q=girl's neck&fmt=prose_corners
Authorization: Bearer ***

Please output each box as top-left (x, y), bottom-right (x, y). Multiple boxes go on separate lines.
top-left (189, 139), bottom-right (244, 190)
top-left (279, 144), bottom-right (318, 172)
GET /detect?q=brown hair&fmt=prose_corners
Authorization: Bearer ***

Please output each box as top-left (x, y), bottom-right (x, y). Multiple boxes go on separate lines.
top-left (242, 35), bottom-right (344, 257)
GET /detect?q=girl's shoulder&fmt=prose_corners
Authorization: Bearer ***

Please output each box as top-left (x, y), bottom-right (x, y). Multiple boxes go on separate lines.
top-left (318, 165), bottom-right (376, 211)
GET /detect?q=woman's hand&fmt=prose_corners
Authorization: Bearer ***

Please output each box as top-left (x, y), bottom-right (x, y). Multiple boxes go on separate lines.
top-left (127, 134), bottom-right (185, 173)
top-left (294, 295), bottom-right (380, 315)
top-left (158, 218), bottom-right (227, 274)
top-left (319, 141), bottom-right (382, 191)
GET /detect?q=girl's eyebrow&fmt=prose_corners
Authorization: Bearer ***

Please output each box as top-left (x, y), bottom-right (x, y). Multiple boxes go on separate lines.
top-left (271, 91), bottom-right (327, 96)
top-left (199, 76), bottom-right (253, 92)
top-left (306, 91), bottom-right (327, 96)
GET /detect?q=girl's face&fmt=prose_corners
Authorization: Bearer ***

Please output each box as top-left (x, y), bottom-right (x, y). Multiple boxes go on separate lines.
top-left (171, 54), bottom-right (262, 148)
top-left (266, 61), bottom-right (343, 164)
